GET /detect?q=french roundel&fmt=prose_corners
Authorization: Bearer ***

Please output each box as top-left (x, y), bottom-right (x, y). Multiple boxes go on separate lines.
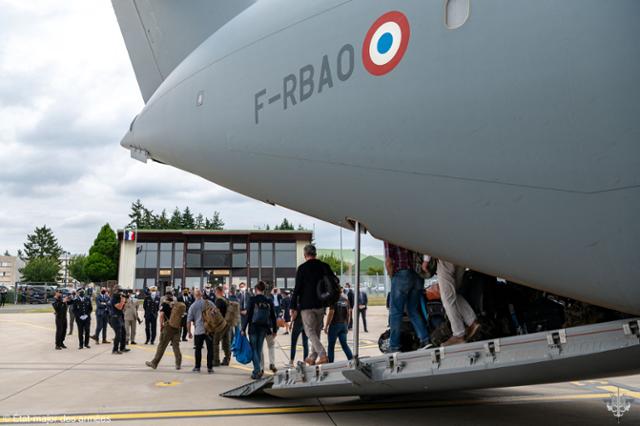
top-left (362, 11), bottom-right (411, 76)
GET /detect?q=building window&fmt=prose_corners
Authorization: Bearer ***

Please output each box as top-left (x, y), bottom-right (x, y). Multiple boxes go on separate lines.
top-left (204, 242), bottom-right (230, 251)
top-left (187, 242), bottom-right (201, 250)
top-left (232, 252), bottom-right (247, 268)
top-left (159, 246), bottom-right (172, 269)
top-left (174, 248), bottom-right (183, 268)
top-left (202, 252), bottom-right (231, 268)
top-left (233, 243), bottom-right (247, 250)
top-left (186, 252), bottom-right (201, 268)
top-left (276, 277), bottom-right (286, 288)
top-left (261, 243), bottom-right (273, 268)
top-left (185, 276), bottom-right (201, 288)
top-left (135, 278), bottom-right (145, 289)
top-left (250, 243), bottom-right (259, 268)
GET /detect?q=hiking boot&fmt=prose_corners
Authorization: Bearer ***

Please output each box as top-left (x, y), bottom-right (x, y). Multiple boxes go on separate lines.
top-left (442, 335), bottom-right (465, 346)
top-left (145, 361), bottom-right (157, 369)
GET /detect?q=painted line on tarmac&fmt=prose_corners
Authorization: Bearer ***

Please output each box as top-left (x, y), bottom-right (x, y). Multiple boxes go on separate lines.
top-left (0, 392), bottom-right (620, 423)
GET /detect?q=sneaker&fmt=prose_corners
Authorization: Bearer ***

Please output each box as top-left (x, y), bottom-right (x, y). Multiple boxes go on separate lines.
top-left (192, 367), bottom-right (200, 372)
top-left (442, 335), bottom-right (466, 346)
top-left (145, 361), bottom-right (157, 369)
top-left (207, 368), bottom-right (214, 374)
top-left (420, 342), bottom-right (434, 350)
top-left (269, 364), bottom-right (278, 373)
top-left (112, 351), bottom-right (122, 355)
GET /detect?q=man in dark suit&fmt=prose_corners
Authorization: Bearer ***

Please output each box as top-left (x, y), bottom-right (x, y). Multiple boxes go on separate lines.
top-left (237, 282), bottom-right (251, 330)
top-left (357, 290), bottom-right (369, 332)
top-left (177, 288), bottom-right (194, 342)
top-left (143, 286), bottom-right (161, 344)
top-left (91, 287), bottom-right (111, 344)
top-left (73, 289), bottom-right (93, 349)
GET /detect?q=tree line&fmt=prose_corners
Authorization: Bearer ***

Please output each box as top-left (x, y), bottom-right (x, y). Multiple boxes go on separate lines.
top-left (128, 199), bottom-right (224, 230)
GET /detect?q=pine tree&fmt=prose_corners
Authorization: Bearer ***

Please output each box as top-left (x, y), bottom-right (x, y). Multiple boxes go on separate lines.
top-left (195, 213), bottom-right (205, 229)
top-left (169, 207), bottom-right (182, 229)
top-left (128, 199), bottom-right (145, 228)
top-left (21, 225), bottom-right (63, 262)
top-left (156, 209), bottom-right (170, 229)
top-left (140, 208), bottom-right (156, 229)
top-left (84, 224), bottom-right (119, 283)
top-left (181, 207), bottom-right (195, 229)
top-left (206, 211), bottom-right (224, 230)
top-left (274, 218), bottom-right (294, 230)
top-left (3, 250), bottom-right (10, 256)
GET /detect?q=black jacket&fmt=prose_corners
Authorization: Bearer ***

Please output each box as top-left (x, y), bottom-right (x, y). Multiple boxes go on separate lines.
top-left (244, 294), bottom-right (277, 334)
top-left (52, 298), bottom-right (70, 319)
top-left (293, 258), bottom-right (335, 310)
top-left (72, 296), bottom-right (93, 318)
top-left (143, 295), bottom-right (160, 317)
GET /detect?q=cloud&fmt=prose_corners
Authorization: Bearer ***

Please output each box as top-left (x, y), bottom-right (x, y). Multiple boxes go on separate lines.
top-left (0, 0), bottom-right (384, 258)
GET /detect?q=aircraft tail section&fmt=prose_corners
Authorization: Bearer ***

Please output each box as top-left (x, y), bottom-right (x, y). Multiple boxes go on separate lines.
top-left (112, 0), bottom-right (256, 102)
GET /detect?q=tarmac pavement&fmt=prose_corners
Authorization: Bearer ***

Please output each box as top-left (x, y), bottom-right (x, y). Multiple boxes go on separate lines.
top-left (0, 306), bottom-right (638, 425)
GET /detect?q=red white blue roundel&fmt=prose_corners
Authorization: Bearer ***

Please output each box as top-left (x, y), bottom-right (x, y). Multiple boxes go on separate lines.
top-left (362, 11), bottom-right (411, 76)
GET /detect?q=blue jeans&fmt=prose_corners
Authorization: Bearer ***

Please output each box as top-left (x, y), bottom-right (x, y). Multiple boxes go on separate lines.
top-left (389, 269), bottom-right (429, 351)
top-left (249, 326), bottom-right (268, 376)
top-left (94, 313), bottom-right (108, 340)
top-left (327, 323), bottom-right (352, 363)
top-left (290, 322), bottom-right (309, 362)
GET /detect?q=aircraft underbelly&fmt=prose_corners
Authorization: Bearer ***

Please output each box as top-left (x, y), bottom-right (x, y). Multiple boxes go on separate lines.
top-left (125, 0), bottom-right (640, 313)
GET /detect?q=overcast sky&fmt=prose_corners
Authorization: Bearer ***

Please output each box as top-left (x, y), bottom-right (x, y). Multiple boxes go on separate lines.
top-left (0, 0), bottom-right (383, 257)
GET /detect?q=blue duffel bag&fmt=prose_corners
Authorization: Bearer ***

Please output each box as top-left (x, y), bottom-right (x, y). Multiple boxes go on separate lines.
top-left (231, 326), bottom-right (253, 365)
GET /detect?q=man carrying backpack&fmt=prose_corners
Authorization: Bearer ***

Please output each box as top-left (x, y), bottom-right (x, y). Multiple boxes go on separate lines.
top-left (324, 287), bottom-right (353, 363)
top-left (292, 244), bottom-right (338, 366)
top-left (242, 281), bottom-right (277, 380)
top-left (187, 289), bottom-right (216, 373)
top-left (145, 293), bottom-right (185, 370)
top-left (212, 286), bottom-right (231, 367)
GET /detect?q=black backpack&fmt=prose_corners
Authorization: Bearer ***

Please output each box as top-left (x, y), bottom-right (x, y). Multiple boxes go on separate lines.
top-left (317, 264), bottom-right (341, 307)
top-left (252, 300), bottom-right (271, 327)
top-left (332, 297), bottom-right (350, 324)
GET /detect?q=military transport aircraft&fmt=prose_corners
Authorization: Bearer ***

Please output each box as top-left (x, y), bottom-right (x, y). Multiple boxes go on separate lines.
top-left (112, 0), bottom-right (640, 397)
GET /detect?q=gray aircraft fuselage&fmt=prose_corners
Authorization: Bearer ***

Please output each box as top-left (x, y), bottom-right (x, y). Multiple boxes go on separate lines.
top-left (120, 0), bottom-right (640, 315)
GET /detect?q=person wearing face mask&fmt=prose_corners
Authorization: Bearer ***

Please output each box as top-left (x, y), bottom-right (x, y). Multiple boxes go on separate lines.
top-left (72, 288), bottom-right (93, 349)
top-left (177, 288), bottom-right (194, 342)
top-left (91, 287), bottom-right (111, 344)
top-left (237, 282), bottom-right (250, 330)
top-left (143, 286), bottom-right (161, 345)
top-left (52, 290), bottom-right (72, 350)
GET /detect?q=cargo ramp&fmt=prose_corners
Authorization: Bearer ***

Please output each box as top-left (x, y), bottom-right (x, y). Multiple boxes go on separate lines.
top-left (222, 318), bottom-right (640, 398)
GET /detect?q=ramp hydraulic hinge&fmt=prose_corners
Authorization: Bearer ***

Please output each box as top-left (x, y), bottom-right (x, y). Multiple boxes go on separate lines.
top-left (547, 329), bottom-right (567, 354)
top-left (431, 347), bottom-right (444, 367)
top-left (386, 353), bottom-right (405, 373)
top-left (623, 320), bottom-right (640, 341)
top-left (484, 340), bottom-right (500, 361)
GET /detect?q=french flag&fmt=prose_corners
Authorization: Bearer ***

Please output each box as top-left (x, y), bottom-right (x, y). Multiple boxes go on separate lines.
top-left (124, 230), bottom-right (136, 241)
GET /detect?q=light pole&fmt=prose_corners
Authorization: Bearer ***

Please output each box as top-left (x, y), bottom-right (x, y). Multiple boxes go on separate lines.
top-left (63, 251), bottom-right (70, 287)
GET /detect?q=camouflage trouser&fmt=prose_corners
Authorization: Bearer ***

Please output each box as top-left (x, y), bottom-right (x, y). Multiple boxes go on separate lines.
top-left (213, 326), bottom-right (230, 364)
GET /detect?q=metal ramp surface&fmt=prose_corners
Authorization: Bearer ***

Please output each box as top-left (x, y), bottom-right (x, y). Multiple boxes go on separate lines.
top-left (223, 318), bottom-right (640, 399)
top-left (221, 376), bottom-right (274, 398)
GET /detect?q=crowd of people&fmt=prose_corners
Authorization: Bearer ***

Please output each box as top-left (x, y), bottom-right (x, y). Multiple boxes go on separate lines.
top-left (51, 242), bottom-right (479, 379)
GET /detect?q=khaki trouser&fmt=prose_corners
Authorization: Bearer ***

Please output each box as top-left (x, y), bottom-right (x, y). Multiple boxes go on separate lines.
top-left (301, 308), bottom-right (326, 360)
top-left (149, 324), bottom-right (182, 368)
top-left (438, 259), bottom-right (477, 337)
top-left (260, 333), bottom-right (276, 369)
top-left (213, 327), bottom-right (230, 364)
top-left (125, 319), bottom-right (137, 343)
